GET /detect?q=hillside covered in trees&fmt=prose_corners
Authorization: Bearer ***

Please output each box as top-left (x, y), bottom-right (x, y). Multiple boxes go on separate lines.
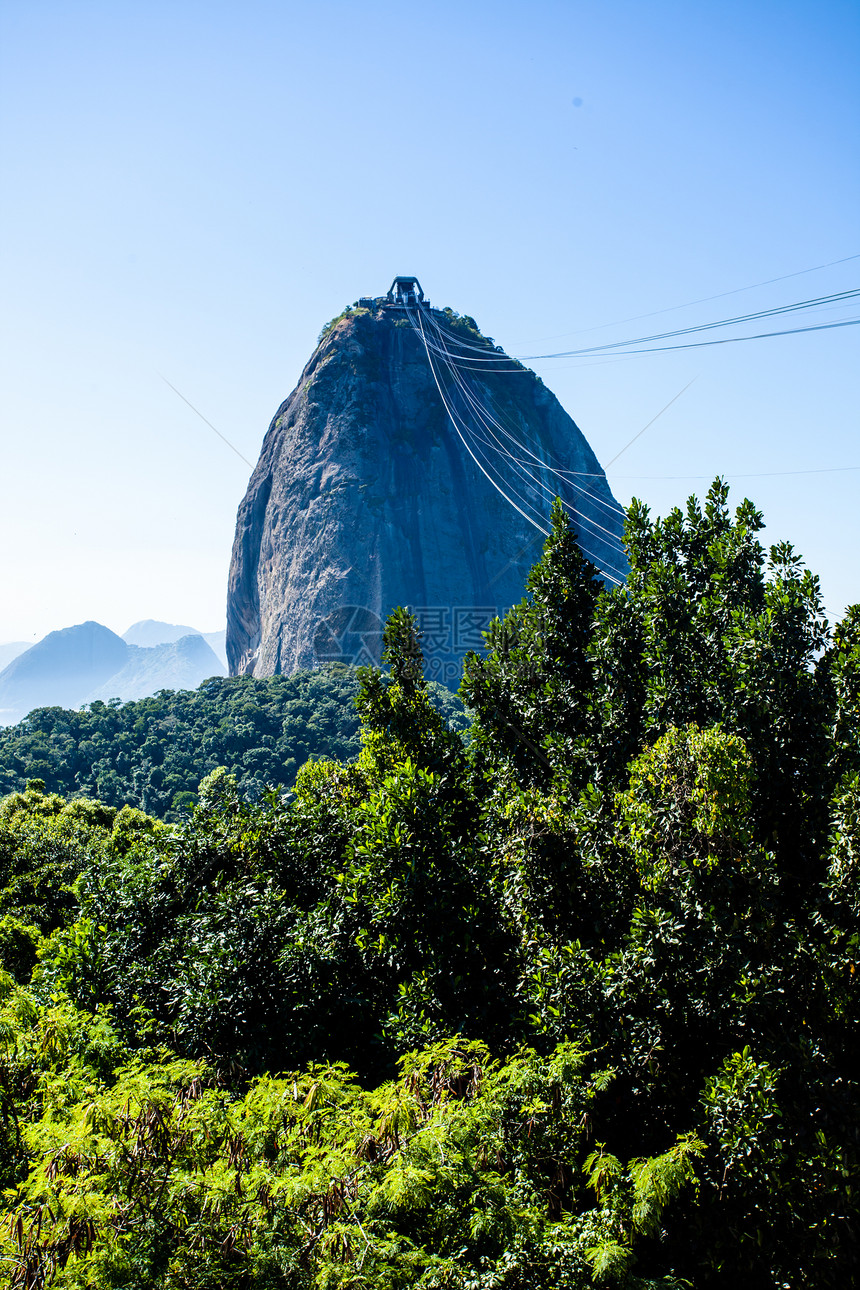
top-left (0, 669), bottom-right (466, 819)
top-left (1, 481), bottom-right (858, 1288)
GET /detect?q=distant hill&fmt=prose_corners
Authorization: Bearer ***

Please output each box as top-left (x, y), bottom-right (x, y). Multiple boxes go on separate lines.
top-left (202, 630), bottom-right (227, 667)
top-left (0, 666), bottom-right (467, 818)
top-left (0, 622), bottom-right (226, 726)
top-left (123, 620), bottom-right (228, 667)
top-left (0, 622), bottom-right (129, 723)
top-left (84, 634), bottom-right (224, 704)
top-left (0, 642), bottom-right (31, 672)
top-left (122, 619), bottom-right (202, 647)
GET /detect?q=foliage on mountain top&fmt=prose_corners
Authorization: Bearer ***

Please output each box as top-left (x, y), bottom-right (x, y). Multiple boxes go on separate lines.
top-left (0, 481), bottom-right (857, 1289)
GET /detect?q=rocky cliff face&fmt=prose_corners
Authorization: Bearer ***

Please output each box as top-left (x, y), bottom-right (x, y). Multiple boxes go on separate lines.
top-left (227, 304), bottom-right (626, 685)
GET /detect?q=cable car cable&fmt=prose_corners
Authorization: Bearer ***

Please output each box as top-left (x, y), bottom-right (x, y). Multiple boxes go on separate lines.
top-left (511, 251), bottom-right (860, 347)
top-left (422, 310), bottom-right (628, 526)
top-left (520, 289), bottom-right (860, 360)
top-left (412, 308), bottom-right (628, 580)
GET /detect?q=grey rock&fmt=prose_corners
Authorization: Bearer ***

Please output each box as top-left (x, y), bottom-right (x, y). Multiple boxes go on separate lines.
top-left (227, 304), bottom-right (626, 684)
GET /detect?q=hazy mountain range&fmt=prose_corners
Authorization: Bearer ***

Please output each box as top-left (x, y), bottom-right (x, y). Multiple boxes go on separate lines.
top-left (0, 620), bottom-right (227, 727)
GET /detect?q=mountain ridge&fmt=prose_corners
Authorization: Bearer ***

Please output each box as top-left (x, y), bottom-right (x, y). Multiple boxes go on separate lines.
top-left (0, 621), bottom-right (226, 726)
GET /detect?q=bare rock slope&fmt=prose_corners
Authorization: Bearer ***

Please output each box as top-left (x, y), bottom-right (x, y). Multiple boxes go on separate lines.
top-left (227, 304), bottom-right (626, 683)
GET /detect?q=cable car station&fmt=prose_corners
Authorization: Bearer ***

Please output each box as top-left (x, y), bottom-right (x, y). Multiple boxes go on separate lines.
top-left (357, 277), bottom-right (430, 311)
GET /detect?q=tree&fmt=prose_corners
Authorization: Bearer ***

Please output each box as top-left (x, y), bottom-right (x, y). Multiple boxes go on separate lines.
top-left (461, 498), bottom-right (603, 790)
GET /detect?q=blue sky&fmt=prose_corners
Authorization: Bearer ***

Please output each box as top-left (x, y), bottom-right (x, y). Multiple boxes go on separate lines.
top-left (1, 0), bottom-right (858, 642)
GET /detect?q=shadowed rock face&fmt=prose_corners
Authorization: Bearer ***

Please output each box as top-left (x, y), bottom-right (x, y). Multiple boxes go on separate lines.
top-left (227, 306), bottom-right (626, 683)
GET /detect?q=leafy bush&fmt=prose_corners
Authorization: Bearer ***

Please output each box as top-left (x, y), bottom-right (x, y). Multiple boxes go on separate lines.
top-left (0, 481), bottom-right (858, 1287)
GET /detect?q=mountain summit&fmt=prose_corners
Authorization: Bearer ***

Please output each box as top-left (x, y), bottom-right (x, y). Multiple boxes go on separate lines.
top-left (227, 287), bottom-right (626, 683)
top-left (0, 623), bottom-right (226, 727)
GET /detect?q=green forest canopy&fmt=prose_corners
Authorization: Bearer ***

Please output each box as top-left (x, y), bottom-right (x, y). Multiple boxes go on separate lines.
top-left (1, 481), bottom-right (858, 1288)
top-left (0, 668), bottom-right (467, 820)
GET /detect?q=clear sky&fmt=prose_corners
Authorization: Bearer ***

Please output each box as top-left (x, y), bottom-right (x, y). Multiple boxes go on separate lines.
top-left (1, 0), bottom-right (858, 644)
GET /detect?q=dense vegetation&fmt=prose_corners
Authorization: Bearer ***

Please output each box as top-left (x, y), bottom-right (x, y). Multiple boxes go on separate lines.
top-left (0, 669), bottom-right (466, 820)
top-left (1, 481), bottom-right (858, 1288)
